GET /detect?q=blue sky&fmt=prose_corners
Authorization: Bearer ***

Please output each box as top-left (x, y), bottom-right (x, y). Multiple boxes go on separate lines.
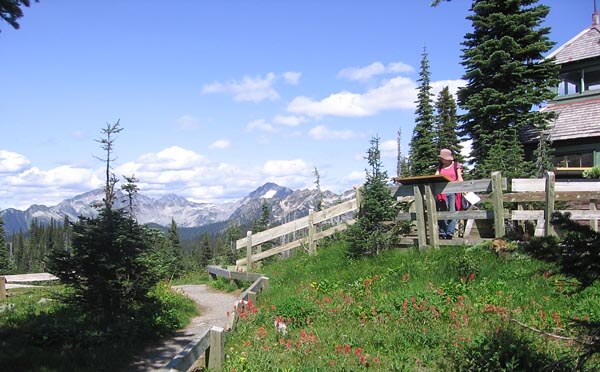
top-left (0, 0), bottom-right (593, 210)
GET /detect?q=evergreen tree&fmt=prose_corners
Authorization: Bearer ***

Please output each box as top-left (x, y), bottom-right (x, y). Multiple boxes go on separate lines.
top-left (346, 136), bottom-right (399, 257)
top-left (0, 217), bottom-right (14, 274)
top-left (48, 122), bottom-right (158, 324)
top-left (313, 167), bottom-right (323, 212)
top-left (457, 0), bottom-right (559, 178)
top-left (435, 86), bottom-right (462, 159)
top-left (224, 223), bottom-right (241, 265)
top-left (0, 0), bottom-right (38, 31)
top-left (396, 128), bottom-right (410, 177)
top-left (253, 201), bottom-right (270, 233)
top-left (199, 232), bottom-right (212, 268)
top-left (409, 48), bottom-right (438, 176)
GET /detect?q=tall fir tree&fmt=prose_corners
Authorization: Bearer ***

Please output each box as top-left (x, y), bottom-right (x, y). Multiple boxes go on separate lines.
top-left (435, 86), bottom-right (462, 158)
top-left (0, 216), bottom-right (14, 274)
top-left (409, 48), bottom-right (438, 176)
top-left (457, 0), bottom-right (559, 179)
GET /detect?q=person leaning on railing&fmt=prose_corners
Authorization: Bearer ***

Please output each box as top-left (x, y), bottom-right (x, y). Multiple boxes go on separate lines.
top-left (435, 148), bottom-right (463, 239)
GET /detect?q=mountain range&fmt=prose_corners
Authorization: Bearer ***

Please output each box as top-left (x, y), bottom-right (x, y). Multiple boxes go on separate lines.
top-left (0, 183), bottom-right (355, 236)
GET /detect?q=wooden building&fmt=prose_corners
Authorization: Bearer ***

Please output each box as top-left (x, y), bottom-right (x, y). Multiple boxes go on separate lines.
top-left (522, 5), bottom-right (600, 177)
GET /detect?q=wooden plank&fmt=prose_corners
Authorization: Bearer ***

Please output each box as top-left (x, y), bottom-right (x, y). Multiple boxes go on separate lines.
top-left (313, 220), bottom-right (354, 240)
top-left (513, 178), bottom-right (600, 192)
top-left (414, 185), bottom-right (427, 248)
top-left (492, 172), bottom-right (505, 238)
top-left (313, 199), bottom-right (358, 224)
top-left (497, 191), bottom-right (600, 202)
top-left (424, 185), bottom-right (439, 248)
top-left (511, 210), bottom-right (600, 220)
top-left (0, 277), bottom-right (5, 299)
top-left (236, 237), bottom-right (305, 266)
top-left (544, 171), bottom-right (555, 236)
top-left (236, 216), bottom-right (309, 249)
top-left (162, 328), bottom-right (211, 372)
top-left (4, 273), bottom-right (59, 282)
top-left (393, 174), bottom-right (451, 185)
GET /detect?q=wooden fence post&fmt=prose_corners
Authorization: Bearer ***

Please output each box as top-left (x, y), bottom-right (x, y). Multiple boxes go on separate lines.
top-left (0, 276), bottom-right (5, 300)
top-left (424, 184), bottom-right (439, 248)
top-left (414, 185), bottom-right (427, 247)
top-left (246, 231), bottom-right (253, 272)
top-left (591, 200), bottom-right (598, 232)
top-left (207, 326), bottom-right (225, 370)
top-left (308, 208), bottom-right (316, 255)
top-left (491, 171), bottom-right (505, 238)
top-left (544, 171), bottom-right (555, 236)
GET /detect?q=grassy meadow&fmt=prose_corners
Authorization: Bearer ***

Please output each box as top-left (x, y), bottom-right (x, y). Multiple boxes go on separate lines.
top-left (223, 239), bottom-right (600, 371)
top-left (0, 282), bottom-right (198, 371)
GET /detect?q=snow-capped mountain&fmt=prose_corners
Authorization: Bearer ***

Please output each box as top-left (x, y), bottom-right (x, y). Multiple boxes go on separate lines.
top-left (0, 183), bottom-right (355, 236)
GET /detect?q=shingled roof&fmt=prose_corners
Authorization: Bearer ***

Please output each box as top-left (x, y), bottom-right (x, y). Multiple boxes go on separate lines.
top-left (547, 25), bottom-right (600, 64)
top-left (522, 98), bottom-right (600, 144)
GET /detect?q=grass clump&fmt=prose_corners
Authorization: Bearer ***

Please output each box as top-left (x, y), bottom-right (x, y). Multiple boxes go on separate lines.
top-left (223, 240), bottom-right (600, 371)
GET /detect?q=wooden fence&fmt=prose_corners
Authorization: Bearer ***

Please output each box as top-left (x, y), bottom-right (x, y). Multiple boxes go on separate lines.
top-left (235, 171), bottom-right (600, 268)
top-left (162, 266), bottom-right (269, 371)
top-left (0, 273), bottom-right (59, 299)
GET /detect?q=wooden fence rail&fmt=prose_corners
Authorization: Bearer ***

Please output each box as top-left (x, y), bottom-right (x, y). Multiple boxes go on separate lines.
top-left (235, 171), bottom-right (600, 268)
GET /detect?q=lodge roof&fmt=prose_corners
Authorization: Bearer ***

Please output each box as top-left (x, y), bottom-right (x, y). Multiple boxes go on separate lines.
top-left (521, 98), bottom-right (600, 144)
top-left (547, 25), bottom-right (600, 65)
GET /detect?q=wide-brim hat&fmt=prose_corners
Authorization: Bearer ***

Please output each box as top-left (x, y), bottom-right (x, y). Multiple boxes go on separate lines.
top-left (439, 148), bottom-right (453, 161)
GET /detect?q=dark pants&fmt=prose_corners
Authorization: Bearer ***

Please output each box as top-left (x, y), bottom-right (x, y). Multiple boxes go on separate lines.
top-left (438, 193), bottom-right (456, 238)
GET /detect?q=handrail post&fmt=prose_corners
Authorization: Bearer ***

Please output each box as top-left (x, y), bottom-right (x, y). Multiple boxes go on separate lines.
top-left (544, 171), bottom-right (555, 236)
top-left (246, 231), bottom-right (253, 272)
top-left (308, 208), bottom-right (316, 255)
top-left (591, 199), bottom-right (598, 232)
top-left (414, 185), bottom-right (427, 247)
top-left (207, 326), bottom-right (225, 370)
top-left (491, 171), bottom-right (505, 238)
top-left (424, 184), bottom-right (439, 248)
top-left (0, 276), bottom-right (5, 300)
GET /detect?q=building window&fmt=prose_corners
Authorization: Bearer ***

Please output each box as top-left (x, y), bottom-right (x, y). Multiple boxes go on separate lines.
top-left (553, 152), bottom-right (594, 167)
top-left (556, 66), bottom-right (600, 97)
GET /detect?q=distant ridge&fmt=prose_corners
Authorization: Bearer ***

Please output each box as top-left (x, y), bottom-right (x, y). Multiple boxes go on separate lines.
top-left (0, 183), bottom-right (355, 236)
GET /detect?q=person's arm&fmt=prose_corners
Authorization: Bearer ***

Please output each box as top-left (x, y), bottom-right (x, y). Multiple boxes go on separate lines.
top-left (457, 164), bottom-right (464, 182)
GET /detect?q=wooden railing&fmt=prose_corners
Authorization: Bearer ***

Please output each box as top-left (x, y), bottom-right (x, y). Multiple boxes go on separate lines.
top-left (162, 266), bottom-right (270, 371)
top-left (234, 171), bottom-right (600, 267)
top-left (235, 198), bottom-right (358, 268)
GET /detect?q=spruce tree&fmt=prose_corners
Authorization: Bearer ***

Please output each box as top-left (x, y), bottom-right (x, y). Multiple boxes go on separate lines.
top-left (48, 122), bottom-right (158, 324)
top-left (0, 217), bottom-right (14, 274)
top-left (435, 86), bottom-right (462, 159)
top-left (346, 136), bottom-right (398, 257)
top-left (409, 48), bottom-right (438, 176)
top-left (457, 0), bottom-right (559, 179)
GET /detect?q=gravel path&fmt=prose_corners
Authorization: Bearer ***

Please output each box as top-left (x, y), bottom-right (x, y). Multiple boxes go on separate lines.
top-left (128, 284), bottom-right (240, 371)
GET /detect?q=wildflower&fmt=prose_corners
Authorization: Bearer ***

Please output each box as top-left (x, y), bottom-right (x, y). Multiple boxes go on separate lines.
top-left (274, 317), bottom-right (288, 336)
top-left (354, 347), bottom-right (363, 356)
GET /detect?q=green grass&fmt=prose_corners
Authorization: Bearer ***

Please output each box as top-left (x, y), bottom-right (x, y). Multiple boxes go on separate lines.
top-left (0, 282), bottom-right (198, 371)
top-left (223, 241), bottom-right (600, 371)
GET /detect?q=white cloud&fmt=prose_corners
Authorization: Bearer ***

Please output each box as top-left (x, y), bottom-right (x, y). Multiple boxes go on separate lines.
top-left (283, 71), bottom-right (301, 85)
top-left (209, 139), bottom-right (231, 149)
top-left (338, 61), bottom-right (414, 81)
top-left (0, 150), bottom-right (30, 173)
top-left (177, 115), bottom-right (201, 130)
top-left (288, 76), bottom-right (417, 117)
top-left (246, 119), bottom-right (276, 133)
top-left (261, 159), bottom-right (313, 188)
top-left (380, 139), bottom-right (397, 159)
top-left (202, 73), bottom-right (280, 102)
top-left (344, 170), bottom-right (365, 184)
top-left (272, 115), bottom-right (306, 127)
top-left (308, 125), bottom-right (358, 140)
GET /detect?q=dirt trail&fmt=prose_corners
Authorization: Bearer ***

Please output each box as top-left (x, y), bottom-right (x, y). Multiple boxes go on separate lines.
top-left (128, 284), bottom-right (239, 371)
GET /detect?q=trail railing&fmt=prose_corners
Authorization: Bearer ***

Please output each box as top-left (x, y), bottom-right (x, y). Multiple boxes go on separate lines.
top-left (234, 171), bottom-right (600, 268)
